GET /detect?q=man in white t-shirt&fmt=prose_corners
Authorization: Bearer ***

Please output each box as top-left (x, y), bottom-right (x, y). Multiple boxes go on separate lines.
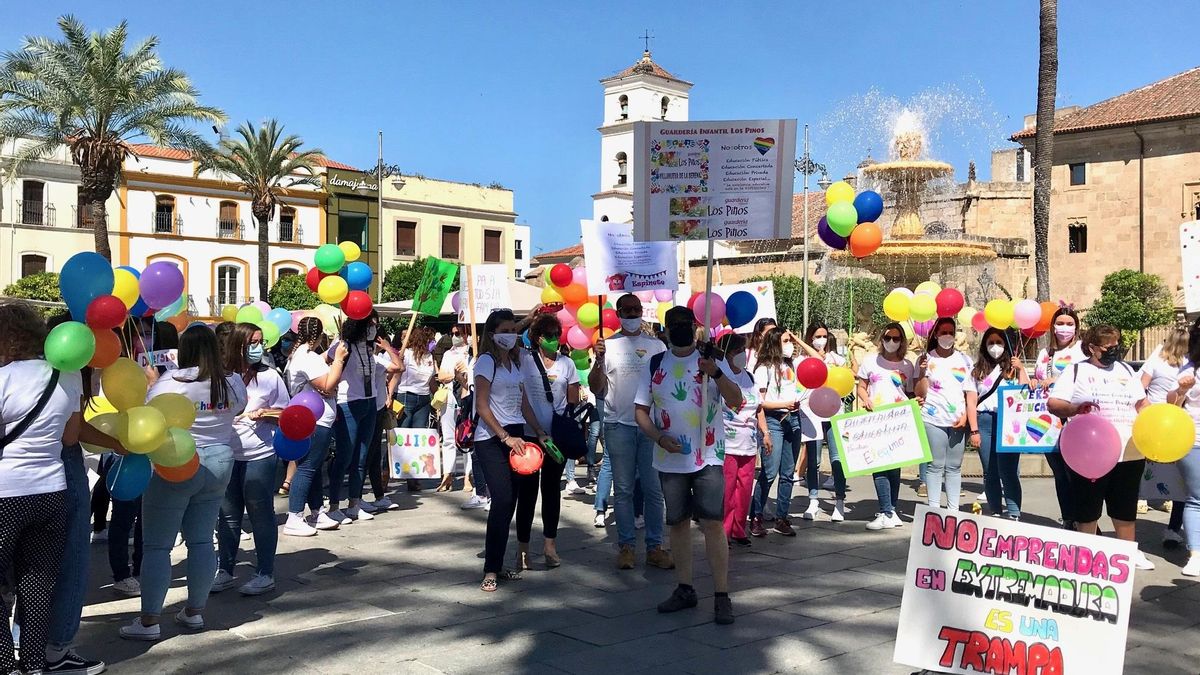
top-left (635, 306), bottom-right (741, 625)
top-left (589, 293), bottom-right (672, 571)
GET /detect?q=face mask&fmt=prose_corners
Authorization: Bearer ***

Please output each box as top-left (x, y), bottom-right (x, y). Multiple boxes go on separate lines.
top-left (451, 336), bottom-right (465, 348)
top-left (667, 324), bottom-right (695, 348)
top-left (812, 337), bottom-right (827, 350)
top-left (540, 337), bottom-right (560, 352)
top-left (987, 344), bottom-right (1005, 360)
top-left (620, 317), bottom-right (642, 333)
top-left (246, 344), bottom-right (264, 364)
top-left (731, 352), bottom-right (748, 370)
top-left (782, 343), bottom-right (795, 359)
top-left (882, 338), bottom-right (901, 354)
top-left (937, 335), bottom-right (956, 350)
top-left (366, 326), bottom-right (377, 342)
top-left (1054, 326), bottom-right (1075, 342)
top-left (493, 333), bottom-right (518, 350)
top-left (1097, 345), bottom-right (1121, 366)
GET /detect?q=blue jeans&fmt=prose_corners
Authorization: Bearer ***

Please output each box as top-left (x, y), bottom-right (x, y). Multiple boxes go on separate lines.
top-left (289, 424), bottom-right (333, 514)
top-left (140, 445), bottom-right (234, 616)
top-left (1176, 443), bottom-right (1200, 553)
top-left (594, 450), bottom-right (643, 516)
top-left (330, 399), bottom-right (378, 504)
top-left (872, 469), bottom-right (901, 516)
top-left (978, 411), bottom-right (1021, 518)
top-left (925, 423), bottom-right (966, 511)
top-left (751, 414), bottom-right (799, 520)
top-left (46, 445), bottom-right (90, 650)
top-left (806, 422), bottom-right (846, 499)
top-left (605, 422), bottom-right (663, 549)
top-left (567, 403), bottom-right (604, 480)
top-left (219, 456), bottom-right (279, 577)
top-left (396, 392), bottom-right (432, 429)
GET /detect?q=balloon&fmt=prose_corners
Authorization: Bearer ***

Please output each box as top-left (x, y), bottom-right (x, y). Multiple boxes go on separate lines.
top-left (1021, 326), bottom-right (1046, 339)
top-left (817, 216), bottom-right (848, 250)
top-left (339, 291), bottom-right (372, 321)
top-left (252, 300), bottom-right (272, 315)
top-left (44, 321), bottom-right (96, 372)
top-left (556, 307), bottom-right (578, 330)
top-left (112, 269), bottom-right (141, 309)
top-left (89, 328), bottom-right (121, 369)
top-left (566, 325), bottom-right (593, 350)
top-left (130, 297), bottom-right (150, 319)
top-left (86, 295), bottom-right (127, 330)
top-left (273, 432), bottom-right (310, 461)
top-left (139, 262), bottom-right (185, 310)
top-left (808, 387), bottom-right (842, 418)
top-left (656, 302), bottom-right (673, 325)
top-left (848, 222), bottom-right (882, 258)
top-left (577, 302), bottom-right (600, 329)
top-left (635, 291), bottom-right (654, 302)
top-left (692, 292), bottom-right (726, 328)
top-left (540, 285), bottom-right (564, 305)
top-left (266, 308), bottom-right (293, 335)
top-left (101, 358), bottom-right (148, 412)
top-left (221, 305), bottom-right (238, 322)
top-left (913, 319), bottom-right (935, 339)
top-left (853, 190), bottom-right (884, 223)
top-left (338, 241), bottom-right (362, 263)
top-left (83, 411), bottom-right (124, 454)
top-left (915, 281), bottom-right (942, 296)
top-left (909, 294), bottom-right (937, 322)
top-left (936, 288), bottom-right (965, 318)
top-left (825, 180), bottom-right (856, 206)
top-left (509, 441), bottom-right (545, 475)
top-left (313, 304), bottom-right (342, 335)
top-left (549, 264), bottom-right (573, 289)
top-left (235, 305), bottom-right (263, 324)
top-left (598, 327), bottom-right (615, 341)
top-left (149, 427), bottom-right (197, 468)
top-left (305, 267), bottom-right (329, 293)
top-left (601, 308), bottom-right (620, 331)
top-left (280, 405), bottom-right (317, 441)
top-left (796, 357), bottom-right (828, 390)
top-left (825, 202), bottom-right (858, 237)
top-left (314, 244), bottom-right (347, 273)
top-left (957, 306), bottom-right (977, 327)
top-left (1013, 299), bottom-right (1042, 330)
top-left (291, 390), bottom-right (327, 421)
top-left (318, 276), bottom-right (349, 304)
top-left (826, 366), bottom-right (855, 397)
top-left (883, 291), bottom-right (911, 322)
top-left (654, 289), bottom-right (674, 302)
top-left (148, 392), bottom-right (197, 428)
top-left (724, 291), bottom-right (758, 329)
top-left (971, 311), bottom-right (989, 333)
top-left (1133, 404), bottom-right (1196, 463)
top-left (258, 321), bottom-right (282, 349)
top-left (122, 406), bottom-right (168, 454)
top-left (60, 252), bottom-right (115, 320)
top-left (1060, 414), bottom-right (1122, 479)
top-left (1037, 301), bottom-right (1057, 333)
top-left (560, 283), bottom-right (587, 305)
top-left (343, 261), bottom-right (373, 291)
top-left (154, 452), bottom-right (199, 483)
top-left (106, 453), bottom-right (152, 501)
top-left (984, 299), bottom-right (1015, 329)
top-left (153, 292), bottom-right (187, 321)
top-left (571, 266), bottom-right (588, 287)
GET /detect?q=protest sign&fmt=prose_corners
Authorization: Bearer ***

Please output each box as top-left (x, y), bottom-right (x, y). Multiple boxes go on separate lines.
top-left (997, 385), bottom-right (1062, 453)
top-left (458, 264), bottom-right (511, 324)
top-left (831, 400), bottom-right (931, 478)
top-left (413, 256), bottom-right (459, 316)
top-left (137, 349), bottom-right (178, 371)
top-left (1182, 220), bottom-right (1199, 313)
top-left (895, 505), bottom-right (1137, 675)
top-left (1139, 460), bottom-right (1185, 501)
top-left (581, 219), bottom-right (679, 295)
top-left (712, 281), bottom-right (776, 334)
top-left (387, 429), bottom-right (442, 479)
top-left (632, 119), bottom-right (796, 242)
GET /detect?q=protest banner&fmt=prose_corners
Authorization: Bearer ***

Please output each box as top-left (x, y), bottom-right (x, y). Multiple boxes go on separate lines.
top-left (387, 429), bottom-right (442, 479)
top-left (458, 264), bottom-right (511, 324)
top-left (1182, 220), bottom-right (1199, 313)
top-left (413, 256), bottom-right (459, 316)
top-left (1139, 460), bottom-right (1185, 500)
top-left (712, 281), bottom-right (776, 334)
top-left (581, 219), bottom-right (679, 295)
top-left (996, 385), bottom-right (1062, 453)
top-left (831, 400), bottom-right (931, 478)
top-left (632, 119), bottom-right (796, 242)
top-left (895, 505), bottom-right (1137, 675)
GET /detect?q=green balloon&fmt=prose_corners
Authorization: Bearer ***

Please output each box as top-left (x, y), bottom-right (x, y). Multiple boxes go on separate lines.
top-left (235, 305), bottom-right (263, 324)
top-left (570, 348), bottom-right (589, 360)
top-left (44, 321), bottom-right (96, 371)
top-left (314, 244), bottom-right (346, 274)
top-left (826, 202), bottom-right (859, 237)
top-left (573, 356), bottom-right (590, 371)
top-left (257, 321), bottom-right (282, 348)
top-left (149, 427), bottom-right (197, 468)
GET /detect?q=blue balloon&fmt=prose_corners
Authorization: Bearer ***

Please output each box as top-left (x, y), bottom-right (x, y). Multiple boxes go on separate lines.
top-left (343, 261), bottom-right (373, 291)
top-left (117, 266), bottom-right (142, 279)
top-left (106, 453), bottom-right (152, 500)
top-left (853, 190), bottom-right (884, 224)
top-left (266, 308), bottom-right (293, 334)
top-left (60, 252), bottom-right (115, 321)
top-left (724, 291), bottom-right (759, 329)
top-left (273, 432), bottom-right (309, 461)
top-left (130, 298), bottom-right (150, 318)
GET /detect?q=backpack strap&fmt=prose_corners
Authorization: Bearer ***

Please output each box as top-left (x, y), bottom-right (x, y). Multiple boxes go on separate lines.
top-left (529, 347), bottom-right (555, 404)
top-left (0, 368), bottom-right (60, 456)
top-left (649, 351), bottom-right (666, 378)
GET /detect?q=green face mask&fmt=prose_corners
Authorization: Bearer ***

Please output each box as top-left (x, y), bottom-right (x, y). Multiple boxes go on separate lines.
top-left (540, 337), bottom-right (560, 352)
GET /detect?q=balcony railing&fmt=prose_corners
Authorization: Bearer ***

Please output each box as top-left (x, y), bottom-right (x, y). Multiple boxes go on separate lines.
top-left (17, 200), bottom-right (55, 227)
top-left (71, 205), bottom-right (107, 229)
top-left (154, 211), bottom-right (182, 235)
top-left (207, 295), bottom-right (256, 315)
top-left (217, 218), bottom-right (242, 239)
top-left (278, 221), bottom-right (302, 243)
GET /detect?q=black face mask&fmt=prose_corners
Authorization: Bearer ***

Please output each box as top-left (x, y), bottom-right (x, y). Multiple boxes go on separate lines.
top-left (1097, 345), bottom-right (1121, 366)
top-left (667, 324), bottom-right (695, 348)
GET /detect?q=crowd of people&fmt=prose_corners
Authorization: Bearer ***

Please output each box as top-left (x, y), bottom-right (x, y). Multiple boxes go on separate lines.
top-left (1, 294), bottom-right (1198, 674)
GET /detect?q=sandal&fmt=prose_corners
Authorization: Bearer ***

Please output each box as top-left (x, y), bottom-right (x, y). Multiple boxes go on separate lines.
top-left (500, 569), bottom-right (522, 581)
top-left (517, 551), bottom-right (532, 571)
top-left (277, 480), bottom-right (291, 497)
top-left (480, 577), bottom-right (498, 592)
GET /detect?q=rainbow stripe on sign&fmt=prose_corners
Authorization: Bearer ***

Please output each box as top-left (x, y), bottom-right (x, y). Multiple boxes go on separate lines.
top-left (1026, 414), bottom-right (1053, 442)
top-left (753, 137), bottom-right (775, 155)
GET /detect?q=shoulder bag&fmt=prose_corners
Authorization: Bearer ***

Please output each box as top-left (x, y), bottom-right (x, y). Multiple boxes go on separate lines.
top-left (530, 349), bottom-right (588, 460)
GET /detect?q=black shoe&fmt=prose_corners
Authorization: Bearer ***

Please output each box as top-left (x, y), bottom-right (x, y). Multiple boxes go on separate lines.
top-left (46, 649), bottom-right (107, 674)
top-left (657, 585), bottom-right (698, 613)
top-left (714, 595), bottom-right (735, 625)
top-left (732, 537), bottom-right (752, 548)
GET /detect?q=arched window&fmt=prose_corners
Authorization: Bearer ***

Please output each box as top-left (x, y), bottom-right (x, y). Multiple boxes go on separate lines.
top-left (279, 206), bottom-right (296, 242)
top-left (20, 253), bottom-right (47, 278)
top-left (155, 195), bottom-right (176, 234)
top-left (21, 180), bottom-right (45, 225)
top-left (276, 267), bottom-right (299, 279)
top-left (218, 201), bottom-right (239, 238)
top-left (618, 95), bottom-right (629, 120)
top-left (616, 152), bottom-right (628, 186)
top-left (216, 264), bottom-right (241, 305)
top-left (660, 96), bottom-right (670, 119)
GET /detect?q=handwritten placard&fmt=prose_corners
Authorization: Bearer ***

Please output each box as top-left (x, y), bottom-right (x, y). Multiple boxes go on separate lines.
top-left (387, 429), bottom-right (442, 479)
top-left (895, 506), bottom-right (1136, 675)
top-left (997, 385), bottom-right (1062, 453)
top-left (458, 264), bottom-right (512, 324)
top-left (137, 349), bottom-right (178, 371)
top-left (581, 219), bottom-right (679, 295)
top-left (830, 400), bottom-right (931, 478)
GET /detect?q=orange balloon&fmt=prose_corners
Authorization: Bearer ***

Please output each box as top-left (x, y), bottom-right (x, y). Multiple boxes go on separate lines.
top-left (154, 451), bottom-right (199, 483)
top-left (167, 313), bottom-right (190, 333)
top-left (89, 329), bottom-right (121, 369)
top-left (1036, 301), bottom-right (1057, 332)
top-left (560, 283), bottom-right (587, 305)
top-left (848, 222), bottom-right (883, 258)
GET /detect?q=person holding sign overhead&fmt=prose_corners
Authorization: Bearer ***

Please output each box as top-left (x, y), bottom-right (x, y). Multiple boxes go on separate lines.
top-left (965, 327), bottom-right (1029, 521)
top-left (914, 317), bottom-right (975, 513)
top-left (856, 322), bottom-right (915, 530)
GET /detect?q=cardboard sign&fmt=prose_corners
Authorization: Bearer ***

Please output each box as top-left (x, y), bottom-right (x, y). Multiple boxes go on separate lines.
top-left (712, 281), bottom-right (777, 334)
top-left (458, 265), bottom-right (512, 324)
top-left (413, 257), bottom-right (459, 316)
top-left (581, 219), bottom-right (680, 294)
top-left (137, 349), bottom-right (178, 371)
top-left (387, 429), bottom-right (442, 479)
top-left (1182, 220), bottom-right (1199, 314)
top-left (1140, 460), bottom-right (1185, 500)
top-left (632, 119), bottom-right (797, 242)
top-left (830, 400), bottom-right (932, 478)
top-left (895, 505), bottom-right (1137, 675)
top-left (996, 385), bottom-right (1062, 453)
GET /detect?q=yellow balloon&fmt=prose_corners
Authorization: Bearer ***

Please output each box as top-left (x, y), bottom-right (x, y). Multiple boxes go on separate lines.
top-left (221, 305), bottom-right (238, 322)
top-left (339, 241), bottom-right (362, 262)
top-left (149, 427), bottom-right (197, 468)
top-left (826, 366), bottom-right (856, 397)
top-left (984, 299), bottom-right (1015, 329)
top-left (656, 302), bottom-right (673, 325)
top-left (112, 269), bottom-right (141, 309)
top-left (910, 294), bottom-right (937, 322)
top-left (825, 181), bottom-right (856, 206)
top-left (1133, 403), bottom-right (1196, 463)
top-left (313, 303), bottom-right (342, 336)
top-left (883, 291), bottom-right (911, 322)
top-left (148, 392), bottom-right (197, 429)
top-left (122, 406), bottom-right (167, 454)
top-left (83, 396), bottom-right (117, 421)
top-left (541, 285), bottom-right (563, 305)
top-left (957, 306), bottom-right (977, 327)
top-left (318, 275), bottom-right (349, 304)
top-left (915, 281), bottom-right (942, 296)
top-left (101, 358), bottom-right (148, 412)
top-left (83, 411), bottom-right (125, 454)
top-left (901, 322), bottom-right (915, 339)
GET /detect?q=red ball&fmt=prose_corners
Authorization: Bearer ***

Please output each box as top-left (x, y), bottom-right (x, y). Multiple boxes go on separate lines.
top-left (86, 295), bottom-right (127, 330)
top-left (549, 264), bottom-right (573, 289)
top-left (509, 441), bottom-right (545, 475)
top-left (341, 291), bottom-right (373, 320)
top-left (279, 405), bottom-right (317, 441)
top-left (305, 267), bottom-right (329, 293)
top-left (796, 357), bottom-right (829, 390)
top-left (935, 288), bottom-right (965, 318)
top-left (601, 308), bottom-right (619, 331)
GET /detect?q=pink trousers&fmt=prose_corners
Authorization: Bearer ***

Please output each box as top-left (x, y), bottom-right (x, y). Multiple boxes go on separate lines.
top-left (723, 454), bottom-right (757, 539)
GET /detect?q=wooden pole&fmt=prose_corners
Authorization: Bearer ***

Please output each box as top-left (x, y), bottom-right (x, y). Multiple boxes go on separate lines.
top-left (465, 265), bottom-right (479, 354)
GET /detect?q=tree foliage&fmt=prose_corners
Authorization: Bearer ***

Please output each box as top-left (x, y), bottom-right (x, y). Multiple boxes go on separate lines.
top-left (745, 275), bottom-right (887, 334)
top-left (267, 273), bottom-right (319, 312)
top-left (3, 272), bottom-right (62, 302)
top-left (1086, 269), bottom-right (1175, 345)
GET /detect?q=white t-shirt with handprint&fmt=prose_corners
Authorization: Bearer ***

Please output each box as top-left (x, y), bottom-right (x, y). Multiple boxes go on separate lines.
top-left (920, 351), bottom-right (975, 427)
top-left (635, 350), bottom-right (726, 474)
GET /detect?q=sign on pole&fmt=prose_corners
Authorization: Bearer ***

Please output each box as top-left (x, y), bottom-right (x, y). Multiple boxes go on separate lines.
top-left (387, 429), bottom-right (442, 479)
top-left (830, 400), bottom-right (932, 478)
top-left (895, 505), bottom-right (1137, 675)
top-left (458, 264), bottom-right (511, 324)
top-left (996, 385), bottom-right (1063, 453)
top-left (580, 220), bottom-right (679, 295)
top-left (632, 119), bottom-right (797, 242)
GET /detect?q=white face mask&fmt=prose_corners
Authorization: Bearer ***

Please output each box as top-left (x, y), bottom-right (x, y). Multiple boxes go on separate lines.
top-left (987, 344), bottom-right (1005, 360)
top-left (937, 335), bottom-right (956, 350)
top-left (731, 352), bottom-right (748, 370)
top-left (451, 336), bottom-right (465, 348)
top-left (781, 343), bottom-right (795, 359)
top-left (493, 333), bottom-right (518, 350)
top-left (882, 338), bottom-right (901, 354)
top-left (620, 318), bottom-right (643, 333)
top-left (812, 337), bottom-right (827, 350)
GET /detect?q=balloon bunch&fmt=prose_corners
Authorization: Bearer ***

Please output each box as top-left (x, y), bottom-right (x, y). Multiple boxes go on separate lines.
top-left (796, 357), bottom-right (856, 418)
top-left (881, 281), bottom-right (968, 338)
top-left (270, 391), bottom-right (324, 461)
top-left (816, 182), bottom-right (885, 259)
top-left (1059, 403), bottom-right (1196, 481)
top-left (307, 241), bottom-right (374, 321)
top-left (679, 290), bottom-right (759, 339)
top-left (974, 298), bottom-right (1058, 338)
top-left (539, 263), bottom-right (618, 350)
top-left (216, 301), bottom-right (292, 349)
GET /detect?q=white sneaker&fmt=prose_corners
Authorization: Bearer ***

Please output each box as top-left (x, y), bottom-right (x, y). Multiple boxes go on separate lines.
top-left (345, 505), bottom-right (374, 521)
top-left (307, 512), bottom-right (341, 531)
top-left (175, 609), bottom-right (204, 631)
top-left (634, 515), bottom-right (645, 530)
top-left (565, 480), bottom-right (586, 495)
top-left (325, 508), bottom-right (352, 525)
top-left (594, 512), bottom-right (606, 528)
top-left (886, 512), bottom-right (905, 528)
top-left (174, 533), bottom-right (183, 547)
top-left (241, 531), bottom-right (252, 541)
top-left (373, 496), bottom-right (400, 511)
top-left (210, 569), bottom-right (236, 593)
top-left (802, 500), bottom-right (821, 521)
top-left (1162, 527), bottom-right (1185, 548)
top-left (830, 503), bottom-right (845, 523)
top-left (91, 529), bottom-right (108, 544)
top-left (284, 513), bottom-right (317, 537)
top-left (866, 513), bottom-right (892, 531)
top-left (461, 495), bottom-right (489, 510)
top-left (1133, 552), bottom-right (1156, 571)
top-left (1182, 555), bottom-right (1200, 577)
top-left (239, 573), bottom-right (276, 596)
top-left (119, 617), bottom-right (160, 641)
top-left (111, 577), bottom-right (141, 597)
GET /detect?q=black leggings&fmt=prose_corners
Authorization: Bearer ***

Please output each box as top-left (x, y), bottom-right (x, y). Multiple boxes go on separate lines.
top-left (365, 406), bottom-right (388, 501)
top-left (0, 490), bottom-right (67, 673)
top-left (476, 424), bottom-right (533, 574)
top-left (516, 447), bottom-right (565, 543)
top-left (1045, 450), bottom-right (1074, 523)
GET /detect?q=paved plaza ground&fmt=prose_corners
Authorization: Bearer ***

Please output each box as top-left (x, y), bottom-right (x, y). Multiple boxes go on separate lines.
top-left (75, 473), bottom-right (1200, 675)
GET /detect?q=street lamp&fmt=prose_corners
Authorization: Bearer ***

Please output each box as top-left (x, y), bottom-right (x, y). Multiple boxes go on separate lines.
top-left (355, 131), bottom-right (405, 303)
top-left (795, 125), bottom-right (830, 332)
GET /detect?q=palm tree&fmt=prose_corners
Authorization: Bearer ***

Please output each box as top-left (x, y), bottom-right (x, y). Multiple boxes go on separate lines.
top-left (1032, 0), bottom-right (1058, 301)
top-left (0, 16), bottom-right (225, 260)
top-left (199, 120), bottom-right (323, 300)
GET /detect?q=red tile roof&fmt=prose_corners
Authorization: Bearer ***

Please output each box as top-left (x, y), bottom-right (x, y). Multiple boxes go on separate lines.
top-left (532, 243), bottom-right (583, 263)
top-left (1011, 66), bottom-right (1200, 140)
top-left (127, 143), bottom-right (191, 161)
top-left (604, 51), bottom-right (690, 85)
top-left (790, 191), bottom-right (827, 240)
top-left (313, 156), bottom-right (358, 170)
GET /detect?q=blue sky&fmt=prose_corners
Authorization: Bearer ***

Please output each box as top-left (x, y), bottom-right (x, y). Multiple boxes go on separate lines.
top-left (4, 1), bottom-right (1196, 254)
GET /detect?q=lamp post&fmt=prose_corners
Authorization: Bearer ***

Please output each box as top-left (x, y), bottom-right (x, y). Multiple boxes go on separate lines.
top-left (795, 124), bottom-right (831, 332)
top-left (358, 131), bottom-right (405, 303)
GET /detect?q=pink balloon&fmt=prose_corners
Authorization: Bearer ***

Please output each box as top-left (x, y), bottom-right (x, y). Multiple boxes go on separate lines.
top-left (913, 319), bottom-right (935, 338)
top-left (556, 307), bottom-right (578, 330)
top-left (971, 311), bottom-right (989, 333)
top-left (571, 266), bottom-right (588, 287)
top-left (808, 387), bottom-right (842, 418)
top-left (635, 291), bottom-right (655, 302)
top-left (290, 311), bottom-right (310, 333)
top-left (1060, 413), bottom-right (1122, 479)
top-left (1013, 299), bottom-right (1042, 330)
top-left (566, 325), bottom-right (593, 350)
top-left (691, 292), bottom-right (726, 328)
top-left (253, 300), bottom-right (272, 315)
top-left (654, 289), bottom-right (674, 302)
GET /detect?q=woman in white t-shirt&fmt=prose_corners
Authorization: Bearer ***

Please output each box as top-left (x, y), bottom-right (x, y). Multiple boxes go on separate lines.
top-left (965, 328), bottom-right (1029, 520)
top-left (1140, 327), bottom-right (1190, 546)
top-left (1165, 318), bottom-right (1200, 577)
top-left (122, 324), bottom-right (247, 641)
top-left (282, 317), bottom-right (346, 536)
top-left (798, 321), bottom-right (849, 522)
top-left (214, 323), bottom-right (291, 597)
top-left (325, 312), bottom-right (381, 525)
top-left (435, 327), bottom-right (475, 494)
top-left (394, 325), bottom-right (437, 493)
top-left (715, 333), bottom-right (761, 547)
top-left (745, 317), bottom-right (778, 370)
top-left (915, 317), bottom-right (976, 512)
top-left (748, 328), bottom-right (802, 537)
top-left (362, 328), bottom-right (402, 508)
top-left (856, 322), bottom-right (916, 530)
top-left (1033, 305), bottom-right (1085, 528)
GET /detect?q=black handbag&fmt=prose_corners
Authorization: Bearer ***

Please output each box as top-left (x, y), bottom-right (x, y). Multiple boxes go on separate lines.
top-left (529, 348), bottom-right (588, 461)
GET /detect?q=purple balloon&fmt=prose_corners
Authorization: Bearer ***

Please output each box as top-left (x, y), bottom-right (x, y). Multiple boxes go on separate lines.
top-left (654, 289), bottom-right (675, 302)
top-left (913, 319), bottom-right (936, 338)
top-left (817, 216), bottom-right (847, 250)
top-left (140, 262), bottom-right (186, 310)
top-left (291, 390), bottom-right (326, 421)
top-left (808, 386), bottom-right (842, 418)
